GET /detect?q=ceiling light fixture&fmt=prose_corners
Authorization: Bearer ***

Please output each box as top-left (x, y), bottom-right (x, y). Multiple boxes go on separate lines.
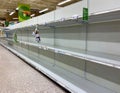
top-left (16, 7), bottom-right (19, 10)
top-left (31, 14), bottom-right (35, 17)
top-left (13, 18), bottom-right (18, 19)
top-left (9, 11), bottom-right (15, 16)
top-left (57, 0), bottom-right (71, 6)
top-left (39, 8), bottom-right (49, 13)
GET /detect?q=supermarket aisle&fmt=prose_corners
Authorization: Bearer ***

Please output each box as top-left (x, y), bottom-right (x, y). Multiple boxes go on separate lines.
top-left (0, 45), bottom-right (67, 93)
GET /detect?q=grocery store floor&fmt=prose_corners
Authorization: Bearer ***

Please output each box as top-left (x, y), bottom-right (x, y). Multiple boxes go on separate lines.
top-left (0, 45), bottom-right (67, 93)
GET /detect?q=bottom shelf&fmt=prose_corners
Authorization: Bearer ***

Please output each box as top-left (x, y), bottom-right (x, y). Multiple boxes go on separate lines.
top-left (0, 42), bottom-right (118, 93)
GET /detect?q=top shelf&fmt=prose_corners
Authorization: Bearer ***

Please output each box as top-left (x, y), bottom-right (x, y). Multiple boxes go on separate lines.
top-left (7, 10), bottom-right (120, 31)
top-left (28, 10), bottom-right (120, 29)
top-left (44, 18), bottom-right (85, 28)
top-left (46, 10), bottom-right (120, 27)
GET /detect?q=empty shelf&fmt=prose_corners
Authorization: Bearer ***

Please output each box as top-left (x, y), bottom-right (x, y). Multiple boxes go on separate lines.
top-left (10, 39), bottom-right (120, 69)
top-left (0, 42), bottom-right (116, 93)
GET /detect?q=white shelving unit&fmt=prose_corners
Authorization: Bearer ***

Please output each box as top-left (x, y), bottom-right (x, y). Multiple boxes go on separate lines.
top-left (1, 0), bottom-right (120, 93)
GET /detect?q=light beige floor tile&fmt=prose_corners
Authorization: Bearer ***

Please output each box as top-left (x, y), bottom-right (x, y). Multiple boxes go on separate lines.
top-left (0, 45), bottom-right (67, 93)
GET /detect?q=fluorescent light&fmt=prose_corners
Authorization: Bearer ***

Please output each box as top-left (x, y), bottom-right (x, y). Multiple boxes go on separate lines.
top-left (9, 11), bottom-right (15, 15)
top-left (13, 18), bottom-right (18, 20)
top-left (16, 7), bottom-right (19, 10)
top-left (39, 8), bottom-right (48, 13)
top-left (31, 14), bottom-right (35, 17)
top-left (57, 0), bottom-right (71, 6)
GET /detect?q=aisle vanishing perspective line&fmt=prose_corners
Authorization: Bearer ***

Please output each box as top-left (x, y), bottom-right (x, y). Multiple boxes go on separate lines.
top-left (0, 45), bottom-right (67, 93)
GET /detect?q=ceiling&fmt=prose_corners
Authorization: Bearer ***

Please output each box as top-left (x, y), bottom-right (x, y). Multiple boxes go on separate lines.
top-left (0, 0), bottom-right (80, 21)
